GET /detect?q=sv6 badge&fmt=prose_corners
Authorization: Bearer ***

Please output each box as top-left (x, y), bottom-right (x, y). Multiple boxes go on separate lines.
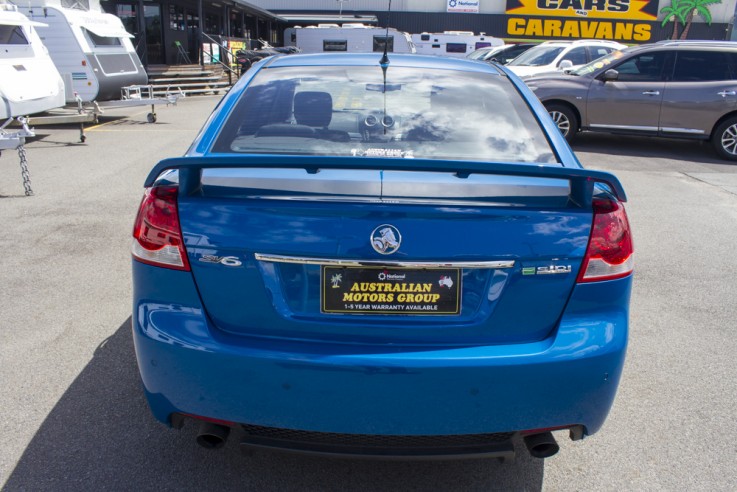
top-left (199, 255), bottom-right (243, 267)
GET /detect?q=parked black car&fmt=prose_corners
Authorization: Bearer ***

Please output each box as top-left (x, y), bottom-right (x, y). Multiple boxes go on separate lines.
top-left (236, 41), bottom-right (300, 74)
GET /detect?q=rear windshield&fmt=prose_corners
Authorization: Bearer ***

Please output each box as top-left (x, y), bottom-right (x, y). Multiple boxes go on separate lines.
top-left (573, 48), bottom-right (634, 76)
top-left (508, 46), bottom-right (565, 67)
top-left (466, 48), bottom-right (492, 60)
top-left (211, 65), bottom-right (557, 164)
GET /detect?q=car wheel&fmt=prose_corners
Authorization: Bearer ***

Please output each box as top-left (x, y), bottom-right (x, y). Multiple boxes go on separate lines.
top-left (546, 104), bottom-right (578, 142)
top-left (712, 117), bottom-right (737, 161)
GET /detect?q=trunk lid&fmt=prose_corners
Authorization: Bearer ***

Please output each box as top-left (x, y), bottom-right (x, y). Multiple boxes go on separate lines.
top-left (159, 157), bottom-right (625, 347)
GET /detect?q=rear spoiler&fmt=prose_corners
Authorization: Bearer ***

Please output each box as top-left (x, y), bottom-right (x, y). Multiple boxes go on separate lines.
top-left (144, 155), bottom-right (627, 205)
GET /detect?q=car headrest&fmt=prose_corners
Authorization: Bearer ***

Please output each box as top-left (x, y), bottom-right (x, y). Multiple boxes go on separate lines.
top-left (294, 91), bottom-right (333, 128)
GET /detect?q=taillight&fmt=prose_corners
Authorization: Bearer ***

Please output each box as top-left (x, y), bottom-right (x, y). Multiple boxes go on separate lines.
top-left (132, 185), bottom-right (190, 271)
top-left (577, 197), bottom-right (633, 283)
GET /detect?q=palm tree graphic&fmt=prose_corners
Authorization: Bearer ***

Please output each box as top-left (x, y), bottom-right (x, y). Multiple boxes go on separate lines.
top-left (660, 0), bottom-right (721, 40)
top-left (660, 0), bottom-right (687, 40)
top-left (331, 274), bottom-right (343, 288)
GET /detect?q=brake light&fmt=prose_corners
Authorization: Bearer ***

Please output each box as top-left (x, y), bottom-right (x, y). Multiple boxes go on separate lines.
top-left (577, 197), bottom-right (633, 283)
top-left (132, 185), bottom-right (190, 271)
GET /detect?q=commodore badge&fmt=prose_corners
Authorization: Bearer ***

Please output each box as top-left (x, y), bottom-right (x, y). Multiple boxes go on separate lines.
top-left (371, 224), bottom-right (402, 255)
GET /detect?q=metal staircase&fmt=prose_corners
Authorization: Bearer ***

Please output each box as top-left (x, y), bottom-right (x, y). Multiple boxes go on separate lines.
top-left (146, 64), bottom-right (232, 97)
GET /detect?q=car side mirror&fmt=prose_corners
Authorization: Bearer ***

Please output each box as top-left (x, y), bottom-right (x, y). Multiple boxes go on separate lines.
top-left (602, 69), bottom-right (619, 82)
top-left (558, 60), bottom-right (573, 70)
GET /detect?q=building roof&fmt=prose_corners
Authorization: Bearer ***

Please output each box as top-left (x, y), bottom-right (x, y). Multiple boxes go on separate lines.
top-left (278, 13), bottom-right (378, 25)
top-left (232, 0), bottom-right (286, 21)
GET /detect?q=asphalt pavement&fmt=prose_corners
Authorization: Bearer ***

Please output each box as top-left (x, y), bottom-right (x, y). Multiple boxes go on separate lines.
top-left (1, 95), bottom-right (736, 491)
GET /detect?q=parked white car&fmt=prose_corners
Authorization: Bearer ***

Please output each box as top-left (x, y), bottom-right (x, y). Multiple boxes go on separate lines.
top-left (506, 40), bottom-right (626, 78)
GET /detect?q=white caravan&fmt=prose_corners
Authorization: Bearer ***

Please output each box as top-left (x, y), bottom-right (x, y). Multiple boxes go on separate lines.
top-left (13, 0), bottom-right (147, 102)
top-left (285, 24), bottom-right (416, 54)
top-left (411, 31), bottom-right (503, 58)
top-left (0, 2), bottom-right (65, 118)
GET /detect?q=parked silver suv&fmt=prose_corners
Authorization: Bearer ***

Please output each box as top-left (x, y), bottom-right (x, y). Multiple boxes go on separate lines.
top-left (524, 41), bottom-right (737, 160)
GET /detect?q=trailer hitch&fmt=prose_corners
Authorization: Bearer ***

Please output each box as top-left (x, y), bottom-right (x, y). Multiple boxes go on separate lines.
top-left (0, 117), bottom-right (35, 196)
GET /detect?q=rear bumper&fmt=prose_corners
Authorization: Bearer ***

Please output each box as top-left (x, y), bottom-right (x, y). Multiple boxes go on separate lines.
top-left (132, 261), bottom-right (630, 437)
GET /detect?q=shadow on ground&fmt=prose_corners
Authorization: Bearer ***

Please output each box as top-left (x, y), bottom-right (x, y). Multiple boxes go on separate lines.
top-left (90, 118), bottom-right (171, 127)
top-left (3, 319), bottom-right (544, 492)
top-left (15, 133), bottom-right (87, 148)
top-left (571, 133), bottom-right (732, 165)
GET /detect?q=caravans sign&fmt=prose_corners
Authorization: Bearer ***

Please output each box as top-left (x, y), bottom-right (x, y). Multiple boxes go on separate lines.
top-left (505, 0), bottom-right (658, 41)
top-left (447, 0), bottom-right (480, 13)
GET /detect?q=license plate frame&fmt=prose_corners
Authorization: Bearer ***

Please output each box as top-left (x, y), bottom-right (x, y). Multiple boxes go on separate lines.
top-left (321, 266), bottom-right (461, 315)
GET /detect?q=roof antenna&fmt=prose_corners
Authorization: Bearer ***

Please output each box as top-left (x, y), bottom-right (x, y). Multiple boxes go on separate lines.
top-left (379, 0), bottom-right (392, 135)
top-left (379, 0), bottom-right (392, 67)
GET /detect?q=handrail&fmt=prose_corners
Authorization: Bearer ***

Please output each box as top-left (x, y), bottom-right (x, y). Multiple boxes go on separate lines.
top-left (200, 33), bottom-right (240, 83)
top-left (134, 33), bottom-right (146, 65)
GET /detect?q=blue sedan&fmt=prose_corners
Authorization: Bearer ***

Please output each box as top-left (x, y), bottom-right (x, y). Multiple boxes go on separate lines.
top-left (131, 53), bottom-right (633, 460)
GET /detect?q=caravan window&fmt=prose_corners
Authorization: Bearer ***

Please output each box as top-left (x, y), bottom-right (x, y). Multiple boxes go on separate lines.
top-left (373, 36), bottom-right (394, 53)
top-left (0, 25), bottom-right (29, 45)
top-left (323, 40), bottom-right (347, 52)
top-left (84, 28), bottom-right (123, 47)
top-left (446, 43), bottom-right (467, 54)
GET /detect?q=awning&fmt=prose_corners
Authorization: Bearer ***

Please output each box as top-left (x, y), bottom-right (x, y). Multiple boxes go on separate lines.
top-left (67, 12), bottom-right (134, 38)
top-left (0, 11), bottom-right (48, 27)
top-left (1, 19), bottom-right (47, 27)
top-left (81, 22), bottom-right (134, 39)
top-left (278, 14), bottom-right (379, 25)
top-left (231, 0), bottom-right (286, 22)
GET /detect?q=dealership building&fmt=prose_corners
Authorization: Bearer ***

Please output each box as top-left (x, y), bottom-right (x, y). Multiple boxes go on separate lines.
top-left (101, 0), bottom-right (737, 66)
top-left (100, 0), bottom-right (286, 65)
top-left (249, 0), bottom-right (736, 43)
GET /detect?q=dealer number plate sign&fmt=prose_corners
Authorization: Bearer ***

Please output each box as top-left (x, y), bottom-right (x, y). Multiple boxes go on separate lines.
top-left (321, 266), bottom-right (461, 315)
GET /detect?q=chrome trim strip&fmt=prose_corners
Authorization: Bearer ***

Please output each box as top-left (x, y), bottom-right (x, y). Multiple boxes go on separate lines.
top-left (241, 195), bottom-right (539, 207)
top-left (589, 124), bottom-right (658, 131)
top-left (254, 253), bottom-right (515, 269)
top-left (590, 123), bottom-right (704, 135)
top-left (200, 168), bottom-right (569, 200)
top-left (201, 168), bottom-right (381, 196)
top-left (659, 127), bottom-right (705, 135)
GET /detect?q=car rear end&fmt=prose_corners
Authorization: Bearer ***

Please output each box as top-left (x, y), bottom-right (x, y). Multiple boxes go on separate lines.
top-left (131, 54), bottom-right (633, 460)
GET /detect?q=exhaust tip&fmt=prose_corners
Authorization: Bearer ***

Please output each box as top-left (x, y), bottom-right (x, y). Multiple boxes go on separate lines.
top-left (196, 422), bottom-right (231, 450)
top-left (523, 431), bottom-right (559, 459)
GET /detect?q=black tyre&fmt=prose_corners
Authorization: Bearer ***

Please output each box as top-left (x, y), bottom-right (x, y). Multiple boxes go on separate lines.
top-left (545, 104), bottom-right (579, 143)
top-left (712, 117), bottom-right (737, 161)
